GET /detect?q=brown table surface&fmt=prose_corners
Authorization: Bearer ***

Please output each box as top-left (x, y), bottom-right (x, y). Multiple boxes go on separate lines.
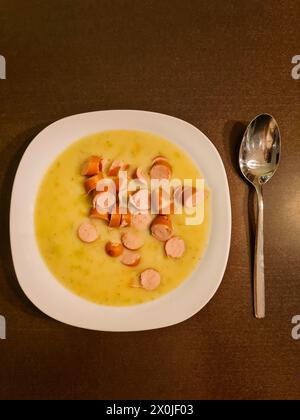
top-left (1, 0), bottom-right (300, 401)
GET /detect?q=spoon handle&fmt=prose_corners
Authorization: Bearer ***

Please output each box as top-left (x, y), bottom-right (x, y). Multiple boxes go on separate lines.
top-left (254, 185), bottom-right (265, 318)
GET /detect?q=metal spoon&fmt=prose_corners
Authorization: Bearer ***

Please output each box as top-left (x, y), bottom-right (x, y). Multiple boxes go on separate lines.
top-left (239, 114), bottom-right (281, 318)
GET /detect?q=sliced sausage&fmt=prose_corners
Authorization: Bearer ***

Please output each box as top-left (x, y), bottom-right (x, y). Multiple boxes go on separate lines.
top-left (152, 155), bottom-right (169, 166)
top-left (84, 173), bottom-right (104, 194)
top-left (186, 187), bottom-right (202, 208)
top-left (105, 241), bottom-right (124, 257)
top-left (133, 167), bottom-right (148, 184)
top-left (89, 207), bottom-right (109, 222)
top-left (100, 157), bottom-right (108, 173)
top-left (96, 178), bottom-right (116, 193)
top-left (115, 176), bottom-right (127, 192)
top-left (121, 231), bottom-right (144, 250)
top-left (150, 215), bottom-right (173, 242)
top-left (93, 190), bottom-right (116, 212)
top-left (109, 207), bottom-right (122, 228)
top-left (129, 189), bottom-right (150, 212)
top-left (77, 222), bottom-right (98, 243)
top-left (165, 236), bottom-right (185, 258)
top-left (150, 162), bottom-right (172, 180)
top-left (140, 269), bottom-right (161, 291)
top-left (121, 250), bottom-right (141, 267)
top-left (174, 186), bottom-right (202, 208)
top-left (93, 191), bottom-right (106, 209)
top-left (132, 213), bottom-right (152, 230)
top-left (113, 177), bottom-right (130, 194)
top-left (159, 201), bottom-right (174, 215)
top-left (174, 186), bottom-right (183, 204)
top-left (108, 160), bottom-right (129, 176)
top-left (151, 188), bottom-right (174, 215)
top-left (120, 213), bottom-right (131, 228)
top-left (81, 156), bottom-right (101, 176)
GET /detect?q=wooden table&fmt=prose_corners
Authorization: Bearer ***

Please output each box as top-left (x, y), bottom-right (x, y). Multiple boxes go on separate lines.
top-left (0, 0), bottom-right (299, 400)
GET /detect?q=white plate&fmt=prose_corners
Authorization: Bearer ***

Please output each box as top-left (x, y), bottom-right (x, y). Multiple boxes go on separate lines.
top-left (10, 110), bottom-right (231, 331)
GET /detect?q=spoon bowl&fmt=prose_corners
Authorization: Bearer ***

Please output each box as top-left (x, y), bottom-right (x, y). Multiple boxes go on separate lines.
top-left (239, 114), bottom-right (281, 186)
top-left (239, 114), bottom-right (281, 318)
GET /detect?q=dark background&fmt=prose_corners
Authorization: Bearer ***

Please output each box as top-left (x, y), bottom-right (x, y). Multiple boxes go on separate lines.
top-left (0, 0), bottom-right (300, 400)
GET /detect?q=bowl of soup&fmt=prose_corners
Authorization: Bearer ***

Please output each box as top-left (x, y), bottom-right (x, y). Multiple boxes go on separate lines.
top-left (10, 110), bottom-right (231, 331)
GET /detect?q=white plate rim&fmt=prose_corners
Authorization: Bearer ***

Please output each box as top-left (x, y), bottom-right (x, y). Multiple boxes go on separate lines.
top-left (10, 110), bottom-right (231, 332)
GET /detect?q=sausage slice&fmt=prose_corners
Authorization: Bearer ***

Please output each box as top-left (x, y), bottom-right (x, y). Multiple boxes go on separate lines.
top-left (150, 215), bottom-right (173, 242)
top-left (174, 186), bottom-right (202, 208)
top-left (105, 241), bottom-right (124, 257)
top-left (109, 207), bottom-right (122, 228)
top-left (108, 160), bottom-right (129, 176)
top-left (100, 157), bottom-right (108, 173)
top-left (152, 156), bottom-right (169, 166)
top-left (81, 156), bottom-right (101, 176)
top-left (93, 191), bottom-right (116, 212)
top-left (77, 223), bottom-right (98, 243)
top-left (89, 207), bottom-right (109, 222)
top-left (121, 250), bottom-right (141, 267)
top-left (150, 162), bottom-right (172, 180)
top-left (140, 269), bottom-right (161, 291)
top-left (129, 189), bottom-right (150, 212)
top-left (132, 213), bottom-right (152, 230)
top-left (120, 213), bottom-right (131, 228)
top-left (121, 231), bottom-right (144, 250)
top-left (151, 188), bottom-right (174, 215)
top-left (133, 167), bottom-right (148, 184)
top-left (84, 173), bottom-right (104, 194)
top-left (165, 236), bottom-right (186, 258)
top-left (115, 176), bottom-right (129, 192)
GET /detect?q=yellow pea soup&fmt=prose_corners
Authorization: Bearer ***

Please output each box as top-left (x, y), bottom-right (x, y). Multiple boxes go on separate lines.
top-left (35, 130), bottom-right (210, 306)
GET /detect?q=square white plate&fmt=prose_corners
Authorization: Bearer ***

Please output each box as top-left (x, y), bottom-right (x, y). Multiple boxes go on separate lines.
top-left (10, 110), bottom-right (231, 331)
